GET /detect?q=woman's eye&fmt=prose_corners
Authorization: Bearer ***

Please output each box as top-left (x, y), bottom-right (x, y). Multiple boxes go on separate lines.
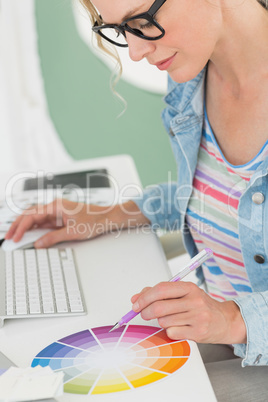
top-left (139, 22), bottom-right (154, 30)
top-left (127, 19), bottom-right (154, 32)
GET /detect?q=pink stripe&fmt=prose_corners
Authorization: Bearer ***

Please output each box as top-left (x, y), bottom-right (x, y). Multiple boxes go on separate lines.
top-left (213, 251), bottom-right (244, 267)
top-left (193, 178), bottom-right (239, 209)
top-left (209, 293), bottom-right (226, 301)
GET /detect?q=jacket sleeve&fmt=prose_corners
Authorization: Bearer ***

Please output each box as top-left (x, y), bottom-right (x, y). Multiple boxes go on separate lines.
top-left (233, 291), bottom-right (268, 366)
top-left (132, 182), bottom-right (182, 231)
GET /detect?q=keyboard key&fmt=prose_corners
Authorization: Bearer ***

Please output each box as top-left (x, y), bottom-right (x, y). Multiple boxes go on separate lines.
top-left (70, 302), bottom-right (84, 312)
top-left (30, 303), bottom-right (41, 314)
top-left (16, 303), bottom-right (27, 315)
top-left (56, 301), bottom-right (68, 313)
top-left (6, 305), bottom-right (14, 316)
top-left (43, 303), bottom-right (55, 314)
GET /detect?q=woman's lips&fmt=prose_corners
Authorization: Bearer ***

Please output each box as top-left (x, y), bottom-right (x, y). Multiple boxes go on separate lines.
top-left (155, 53), bottom-right (176, 71)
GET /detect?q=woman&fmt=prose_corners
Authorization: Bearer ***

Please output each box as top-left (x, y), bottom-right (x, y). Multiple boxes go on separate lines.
top-left (6, 1), bottom-right (268, 399)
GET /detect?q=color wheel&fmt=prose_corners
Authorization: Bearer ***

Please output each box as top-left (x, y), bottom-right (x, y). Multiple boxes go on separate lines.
top-left (32, 325), bottom-right (191, 395)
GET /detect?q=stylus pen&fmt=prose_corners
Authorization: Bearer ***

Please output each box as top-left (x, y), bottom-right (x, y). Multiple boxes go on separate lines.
top-left (109, 248), bottom-right (213, 332)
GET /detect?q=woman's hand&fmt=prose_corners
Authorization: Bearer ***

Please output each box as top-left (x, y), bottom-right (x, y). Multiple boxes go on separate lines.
top-left (131, 281), bottom-right (247, 345)
top-left (5, 199), bottom-right (150, 248)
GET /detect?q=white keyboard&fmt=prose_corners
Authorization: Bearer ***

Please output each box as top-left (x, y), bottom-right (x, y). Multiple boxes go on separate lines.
top-left (0, 248), bottom-right (86, 327)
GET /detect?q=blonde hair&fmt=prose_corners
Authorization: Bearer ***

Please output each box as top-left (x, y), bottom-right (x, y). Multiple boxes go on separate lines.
top-left (79, 0), bottom-right (125, 108)
top-left (79, 1), bottom-right (118, 63)
top-left (258, 0), bottom-right (268, 8)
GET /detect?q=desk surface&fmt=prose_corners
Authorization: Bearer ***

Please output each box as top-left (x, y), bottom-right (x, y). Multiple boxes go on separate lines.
top-left (0, 155), bottom-right (216, 401)
top-left (0, 231), bottom-right (216, 401)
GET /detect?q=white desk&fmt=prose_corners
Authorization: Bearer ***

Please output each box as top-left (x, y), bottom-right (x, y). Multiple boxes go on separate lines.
top-left (0, 155), bottom-right (216, 401)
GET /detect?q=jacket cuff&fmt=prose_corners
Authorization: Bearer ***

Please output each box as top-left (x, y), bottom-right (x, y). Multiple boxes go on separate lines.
top-left (233, 292), bottom-right (268, 366)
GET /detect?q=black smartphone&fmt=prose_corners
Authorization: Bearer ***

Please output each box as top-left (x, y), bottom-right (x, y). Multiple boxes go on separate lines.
top-left (23, 168), bottom-right (110, 191)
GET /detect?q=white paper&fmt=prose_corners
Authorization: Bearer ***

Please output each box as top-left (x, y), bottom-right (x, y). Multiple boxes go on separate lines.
top-left (0, 366), bottom-right (63, 402)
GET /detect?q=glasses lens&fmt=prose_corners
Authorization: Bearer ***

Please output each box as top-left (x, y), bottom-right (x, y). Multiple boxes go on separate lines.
top-left (126, 18), bottom-right (162, 38)
top-left (99, 27), bottom-right (127, 46)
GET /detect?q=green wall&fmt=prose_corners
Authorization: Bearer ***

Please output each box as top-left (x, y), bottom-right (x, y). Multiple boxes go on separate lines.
top-left (35, 0), bottom-right (176, 187)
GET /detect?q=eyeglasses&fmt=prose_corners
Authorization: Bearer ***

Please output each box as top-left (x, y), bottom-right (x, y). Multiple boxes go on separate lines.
top-left (92, 0), bottom-right (167, 48)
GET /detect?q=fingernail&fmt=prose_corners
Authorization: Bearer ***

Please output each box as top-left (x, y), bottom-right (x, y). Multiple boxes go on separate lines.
top-left (132, 302), bottom-right (139, 311)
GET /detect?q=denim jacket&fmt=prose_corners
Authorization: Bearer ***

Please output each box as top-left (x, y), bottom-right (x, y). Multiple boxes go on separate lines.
top-left (134, 67), bottom-right (268, 367)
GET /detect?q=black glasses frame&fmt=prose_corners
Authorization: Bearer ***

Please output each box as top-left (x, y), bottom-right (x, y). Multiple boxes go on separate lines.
top-left (92, 0), bottom-right (167, 48)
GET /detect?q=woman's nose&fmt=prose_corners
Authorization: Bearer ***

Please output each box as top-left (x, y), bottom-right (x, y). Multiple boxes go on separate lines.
top-left (126, 33), bottom-right (156, 62)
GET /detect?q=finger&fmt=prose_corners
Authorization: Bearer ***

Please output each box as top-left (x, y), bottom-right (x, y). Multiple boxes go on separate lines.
top-left (160, 310), bottom-right (215, 343)
top-left (157, 311), bottom-right (193, 328)
top-left (34, 228), bottom-right (74, 248)
top-left (6, 202), bottom-right (58, 241)
top-left (5, 203), bottom-right (43, 238)
top-left (5, 223), bottom-right (19, 239)
top-left (165, 320), bottom-right (211, 343)
top-left (131, 294), bottom-right (140, 304)
top-left (11, 203), bottom-right (60, 242)
top-left (11, 214), bottom-right (51, 242)
top-left (5, 213), bottom-right (28, 239)
top-left (131, 287), bottom-right (151, 304)
top-left (140, 299), bottom-right (189, 321)
top-left (132, 281), bottom-right (196, 312)
top-left (165, 325), bottom-right (196, 342)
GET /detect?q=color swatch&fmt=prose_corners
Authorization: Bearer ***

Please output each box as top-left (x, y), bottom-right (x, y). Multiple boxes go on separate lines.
top-left (32, 325), bottom-right (191, 395)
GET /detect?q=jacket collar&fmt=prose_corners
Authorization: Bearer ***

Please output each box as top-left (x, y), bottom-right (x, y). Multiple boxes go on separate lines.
top-left (163, 67), bottom-right (207, 116)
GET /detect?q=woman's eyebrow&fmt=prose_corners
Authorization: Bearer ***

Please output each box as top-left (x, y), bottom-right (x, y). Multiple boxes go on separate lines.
top-left (121, 5), bottom-right (144, 21)
top-left (102, 4), bottom-right (144, 25)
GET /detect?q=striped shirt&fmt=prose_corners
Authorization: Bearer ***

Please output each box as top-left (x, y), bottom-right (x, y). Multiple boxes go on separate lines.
top-left (186, 107), bottom-right (268, 301)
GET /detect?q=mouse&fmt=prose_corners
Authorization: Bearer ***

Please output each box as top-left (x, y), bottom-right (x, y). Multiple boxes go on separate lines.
top-left (1, 228), bottom-right (51, 251)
